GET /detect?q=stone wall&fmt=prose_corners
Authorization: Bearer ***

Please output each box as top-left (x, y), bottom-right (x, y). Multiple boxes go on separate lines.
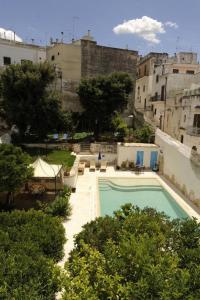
top-left (81, 40), bottom-right (138, 114)
top-left (81, 40), bottom-right (138, 78)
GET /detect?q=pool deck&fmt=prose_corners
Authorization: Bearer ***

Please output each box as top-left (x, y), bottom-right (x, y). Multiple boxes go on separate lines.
top-left (58, 166), bottom-right (200, 267)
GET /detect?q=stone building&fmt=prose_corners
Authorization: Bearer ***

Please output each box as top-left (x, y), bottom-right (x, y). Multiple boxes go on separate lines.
top-left (134, 52), bottom-right (200, 152)
top-left (46, 31), bottom-right (138, 117)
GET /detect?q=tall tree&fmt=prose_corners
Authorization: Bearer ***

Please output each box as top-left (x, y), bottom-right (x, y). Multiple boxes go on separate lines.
top-left (77, 72), bottom-right (133, 138)
top-left (0, 144), bottom-right (32, 204)
top-left (0, 62), bottom-right (65, 138)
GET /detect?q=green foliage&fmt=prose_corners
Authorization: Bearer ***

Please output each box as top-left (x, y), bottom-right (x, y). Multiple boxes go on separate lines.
top-left (44, 187), bottom-right (72, 219)
top-left (77, 72), bottom-right (133, 137)
top-left (63, 205), bottom-right (200, 299)
top-left (0, 144), bottom-right (32, 194)
top-left (0, 62), bottom-right (65, 138)
top-left (0, 209), bottom-right (66, 299)
top-left (133, 124), bottom-right (155, 143)
top-left (112, 112), bottom-right (128, 139)
top-left (23, 147), bottom-right (75, 168)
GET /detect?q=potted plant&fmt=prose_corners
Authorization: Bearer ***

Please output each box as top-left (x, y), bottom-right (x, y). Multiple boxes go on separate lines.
top-left (129, 161), bottom-right (135, 170)
top-left (64, 166), bottom-right (71, 176)
top-left (121, 161), bottom-right (127, 170)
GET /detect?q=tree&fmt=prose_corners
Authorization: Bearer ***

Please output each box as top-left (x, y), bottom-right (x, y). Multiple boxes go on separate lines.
top-left (63, 205), bottom-right (200, 299)
top-left (133, 124), bottom-right (155, 143)
top-left (0, 209), bottom-right (65, 299)
top-left (77, 72), bottom-right (133, 138)
top-left (0, 62), bottom-right (65, 139)
top-left (41, 187), bottom-right (72, 220)
top-left (0, 144), bottom-right (32, 204)
top-left (112, 111), bottom-right (128, 140)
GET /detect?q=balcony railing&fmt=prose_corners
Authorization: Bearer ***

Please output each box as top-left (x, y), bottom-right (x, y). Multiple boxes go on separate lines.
top-left (186, 126), bottom-right (200, 136)
top-left (150, 95), bottom-right (162, 102)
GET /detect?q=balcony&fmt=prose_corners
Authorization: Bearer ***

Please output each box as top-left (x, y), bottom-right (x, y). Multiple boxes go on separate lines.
top-left (186, 126), bottom-right (200, 136)
top-left (150, 95), bottom-right (162, 102)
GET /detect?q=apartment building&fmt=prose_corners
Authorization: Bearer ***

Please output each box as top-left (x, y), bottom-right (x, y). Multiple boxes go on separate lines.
top-left (135, 52), bottom-right (200, 151)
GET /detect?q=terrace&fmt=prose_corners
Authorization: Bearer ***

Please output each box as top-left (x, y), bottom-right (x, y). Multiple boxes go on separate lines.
top-left (59, 163), bottom-right (200, 267)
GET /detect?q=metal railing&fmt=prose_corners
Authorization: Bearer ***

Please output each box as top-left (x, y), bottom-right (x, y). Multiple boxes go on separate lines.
top-left (150, 95), bottom-right (162, 102)
top-left (186, 126), bottom-right (200, 136)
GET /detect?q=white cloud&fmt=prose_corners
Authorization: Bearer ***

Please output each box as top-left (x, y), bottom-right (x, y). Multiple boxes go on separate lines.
top-left (165, 21), bottom-right (178, 29)
top-left (113, 16), bottom-right (178, 44)
top-left (0, 28), bottom-right (23, 42)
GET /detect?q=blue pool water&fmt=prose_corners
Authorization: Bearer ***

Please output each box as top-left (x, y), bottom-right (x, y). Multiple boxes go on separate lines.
top-left (99, 179), bottom-right (189, 219)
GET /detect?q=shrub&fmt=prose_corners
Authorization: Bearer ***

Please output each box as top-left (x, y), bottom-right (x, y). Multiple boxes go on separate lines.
top-left (63, 205), bottom-right (200, 299)
top-left (45, 187), bottom-right (72, 220)
top-left (0, 209), bottom-right (66, 299)
top-left (133, 124), bottom-right (154, 143)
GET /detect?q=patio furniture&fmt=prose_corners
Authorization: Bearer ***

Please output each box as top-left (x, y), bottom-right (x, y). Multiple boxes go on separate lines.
top-left (89, 160), bottom-right (96, 171)
top-left (135, 164), bottom-right (145, 174)
top-left (53, 133), bottom-right (59, 140)
top-left (62, 133), bottom-right (68, 141)
top-left (78, 162), bottom-right (86, 175)
top-left (100, 160), bottom-right (107, 172)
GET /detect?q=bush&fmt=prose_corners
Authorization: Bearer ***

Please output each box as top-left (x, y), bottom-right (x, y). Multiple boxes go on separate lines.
top-left (0, 209), bottom-right (66, 299)
top-left (133, 124), bottom-right (154, 143)
top-left (45, 187), bottom-right (72, 220)
top-left (112, 112), bottom-right (128, 140)
top-left (63, 205), bottom-right (200, 299)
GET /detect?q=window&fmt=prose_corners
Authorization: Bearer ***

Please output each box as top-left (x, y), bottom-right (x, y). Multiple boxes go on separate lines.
top-left (143, 85), bottom-right (145, 92)
top-left (3, 56), bottom-right (11, 65)
top-left (173, 69), bottom-right (179, 74)
top-left (180, 135), bottom-right (184, 143)
top-left (161, 85), bottom-right (165, 101)
top-left (58, 52), bottom-right (60, 56)
top-left (21, 59), bottom-right (32, 64)
top-left (193, 114), bottom-right (200, 128)
top-left (137, 86), bottom-right (140, 96)
top-left (51, 55), bottom-right (55, 61)
top-left (154, 109), bottom-right (157, 115)
top-left (184, 115), bottom-right (186, 122)
top-left (186, 70), bottom-right (194, 74)
top-left (156, 75), bottom-right (159, 83)
top-left (144, 65), bottom-right (147, 76)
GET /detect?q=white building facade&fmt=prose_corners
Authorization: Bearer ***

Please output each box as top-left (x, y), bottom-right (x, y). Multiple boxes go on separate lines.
top-left (0, 38), bottom-right (46, 68)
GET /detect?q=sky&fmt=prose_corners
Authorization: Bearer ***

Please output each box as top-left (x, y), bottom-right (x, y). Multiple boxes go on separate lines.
top-left (0, 0), bottom-right (200, 57)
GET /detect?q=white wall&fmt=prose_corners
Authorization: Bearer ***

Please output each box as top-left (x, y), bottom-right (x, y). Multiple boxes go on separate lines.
top-left (0, 41), bottom-right (46, 66)
top-left (155, 129), bottom-right (200, 203)
top-left (117, 143), bottom-right (159, 168)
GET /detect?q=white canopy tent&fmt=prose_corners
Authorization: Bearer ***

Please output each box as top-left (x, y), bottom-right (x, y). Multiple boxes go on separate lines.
top-left (31, 157), bottom-right (62, 178)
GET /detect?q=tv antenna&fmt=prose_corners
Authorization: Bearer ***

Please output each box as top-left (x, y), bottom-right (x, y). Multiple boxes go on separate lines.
top-left (72, 16), bottom-right (79, 40)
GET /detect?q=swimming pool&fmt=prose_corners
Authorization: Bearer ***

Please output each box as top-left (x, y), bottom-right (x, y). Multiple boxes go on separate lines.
top-left (98, 178), bottom-right (189, 219)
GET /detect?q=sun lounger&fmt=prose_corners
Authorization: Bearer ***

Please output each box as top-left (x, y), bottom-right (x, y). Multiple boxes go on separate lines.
top-left (62, 133), bottom-right (68, 140)
top-left (89, 160), bottom-right (96, 171)
top-left (135, 164), bottom-right (144, 174)
top-left (100, 160), bottom-right (107, 172)
top-left (53, 133), bottom-right (59, 140)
